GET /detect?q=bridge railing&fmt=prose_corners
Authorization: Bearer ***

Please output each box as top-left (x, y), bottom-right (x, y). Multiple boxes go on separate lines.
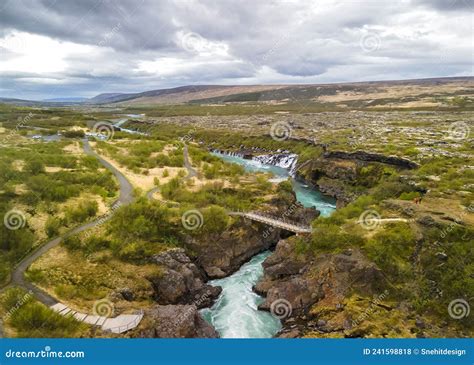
top-left (105, 310), bottom-right (144, 334)
top-left (231, 211), bottom-right (312, 231)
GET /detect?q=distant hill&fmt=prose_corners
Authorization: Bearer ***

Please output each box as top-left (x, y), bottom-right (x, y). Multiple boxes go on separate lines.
top-left (88, 93), bottom-right (133, 104)
top-left (86, 85), bottom-right (288, 105)
top-left (1, 77), bottom-right (473, 108)
top-left (0, 97), bottom-right (45, 106)
top-left (42, 97), bottom-right (88, 102)
top-left (86, 77), bottom-right (473, 108)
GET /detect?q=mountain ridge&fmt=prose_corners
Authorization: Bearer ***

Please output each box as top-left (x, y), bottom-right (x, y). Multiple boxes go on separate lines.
top-left (1, 76), bottom-right (472, 107)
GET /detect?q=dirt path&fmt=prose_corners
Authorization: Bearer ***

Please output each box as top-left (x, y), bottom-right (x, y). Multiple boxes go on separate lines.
top-left (3, 139), bottom-right (134, 306)
top-left (183, 144), bottom-right (197, 179)
top-left (146, 143), bottom-right (196, 202)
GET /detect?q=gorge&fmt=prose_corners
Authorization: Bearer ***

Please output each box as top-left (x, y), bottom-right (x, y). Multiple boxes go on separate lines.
top-left (200, 152), bottom-right (336, 338)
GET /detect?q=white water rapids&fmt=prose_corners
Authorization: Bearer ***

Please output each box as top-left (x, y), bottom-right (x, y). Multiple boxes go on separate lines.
top-left (200, 252), bottom-right (281, 338)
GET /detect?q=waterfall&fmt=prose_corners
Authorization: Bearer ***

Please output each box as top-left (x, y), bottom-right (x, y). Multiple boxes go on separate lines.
top-left (210, 149), bottom-right (245, 158)
top-left (252, 153), bottom-right (298, 176)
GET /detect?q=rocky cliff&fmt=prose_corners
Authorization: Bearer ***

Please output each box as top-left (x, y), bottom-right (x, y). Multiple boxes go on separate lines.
top-left (185, 218), bottom-right (282, 279)
top-left (136, 249), bottom-right (221, 338)
top-left (255, 239), bottom-right (388, 337)
top-left (146, 248), bottom-right (222, 307)
top-left (323, 150), bottom-right (419, 169)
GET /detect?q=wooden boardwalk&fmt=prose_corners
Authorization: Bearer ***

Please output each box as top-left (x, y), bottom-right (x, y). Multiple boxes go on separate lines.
top-left (229, 211), bottom-right (312, 234)
top-left (50, 303), bottom-right (143, 334)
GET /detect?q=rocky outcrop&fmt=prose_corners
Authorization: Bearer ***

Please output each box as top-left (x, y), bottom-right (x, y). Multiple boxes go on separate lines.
top-left (295, 157), bottom-right (359, 207)
top-left (290, 205), bottom-right (320, 226)
top-left (186, 218), bottom-right (282, 278)
top-left (314, 177), bottom-right (356, 208)
top-left (138, 304), bottom-right (218, 338)
top-left (324, 150), bottom-right (419, 169)
top-left (255, 239), bottom-right (387, 337)
top-left (147, 248), bottom-right (221, 307)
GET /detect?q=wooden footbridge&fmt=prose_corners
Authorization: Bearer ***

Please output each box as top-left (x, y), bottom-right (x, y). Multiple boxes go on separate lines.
top-left (229, 211), bottom-right (312, 234)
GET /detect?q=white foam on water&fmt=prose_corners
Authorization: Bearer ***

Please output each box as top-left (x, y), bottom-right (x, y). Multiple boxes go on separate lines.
top-left (201, 252), bottom-right (281, 338)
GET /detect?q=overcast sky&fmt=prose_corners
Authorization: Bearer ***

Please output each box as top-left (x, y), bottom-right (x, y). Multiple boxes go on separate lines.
top-left (0, 0), bottom-right (472, 100)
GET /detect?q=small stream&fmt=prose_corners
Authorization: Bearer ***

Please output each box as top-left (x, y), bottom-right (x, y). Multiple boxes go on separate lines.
top-left (201, 153), bottom-right (336, 338)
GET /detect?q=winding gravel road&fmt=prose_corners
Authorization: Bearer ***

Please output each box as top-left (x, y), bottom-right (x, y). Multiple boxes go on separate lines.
top-left (5, 141), bottom-right (195, 306)
top-left (146, 143), bottom-right (196, 201)
top-left (3, 139), bottom-right (134, 305)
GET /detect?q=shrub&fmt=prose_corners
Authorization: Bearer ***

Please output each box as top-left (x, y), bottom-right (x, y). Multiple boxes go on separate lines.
top-left (365, 223), bottom-right (415, 281)
top-left (115, 241), bottom-right (149, 262)
top-left (25, 160), bottom-right (45, 175)
top-left (108, 199), bottom-right (175, 242)
top-left (63, 130), bottom-right (85, 138)
top-left (399, 191), bottom-right (421, 200)
top-left (9, 301), bottom-right (83, 337)
top-left (1, 287), bottom-right (34, 314)
top-left (81, 156), bottom-right (99, 170)
top-left (310, 222), bottom-right (365, 252)
top-left (356, 164), bottom-right (384, 188)
top-left (45, 216), bottom-right (62, 237)
top-left (201, 205), bottom-right (229, 234)
top-left (277, 180), bottom-right (293, 194)
top-left (62, 235), bottom-right (82, 251)
top-left (84, 236), bottom-right (111, 253)
top-left (372, 179), bottom-right (414, 201)
top-left (65, 200), bottom-right (98, 223)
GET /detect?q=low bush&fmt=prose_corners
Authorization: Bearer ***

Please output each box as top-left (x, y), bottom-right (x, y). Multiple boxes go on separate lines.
top-left (65, 201), bottom-right (98, 224)
top-left (45, 216), bottom-right (62, 237)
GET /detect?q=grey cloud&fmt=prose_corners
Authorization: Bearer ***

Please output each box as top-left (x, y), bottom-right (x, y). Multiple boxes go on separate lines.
top-left (414, 0), bottom-right (474, 11)
top-left (0, 0), bottom-right (472, 99)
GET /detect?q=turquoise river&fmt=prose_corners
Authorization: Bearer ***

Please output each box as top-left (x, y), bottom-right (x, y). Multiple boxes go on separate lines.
top-left (201, 153), bottom-right (336, 338)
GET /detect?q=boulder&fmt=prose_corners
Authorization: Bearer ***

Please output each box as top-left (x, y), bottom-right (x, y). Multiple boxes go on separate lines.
top-left (138, 304), bottom-right (218, 338)
top-left (147, 248), bottom-right (221, 307)
top-left (118, 287), bottom-right (135, 301)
